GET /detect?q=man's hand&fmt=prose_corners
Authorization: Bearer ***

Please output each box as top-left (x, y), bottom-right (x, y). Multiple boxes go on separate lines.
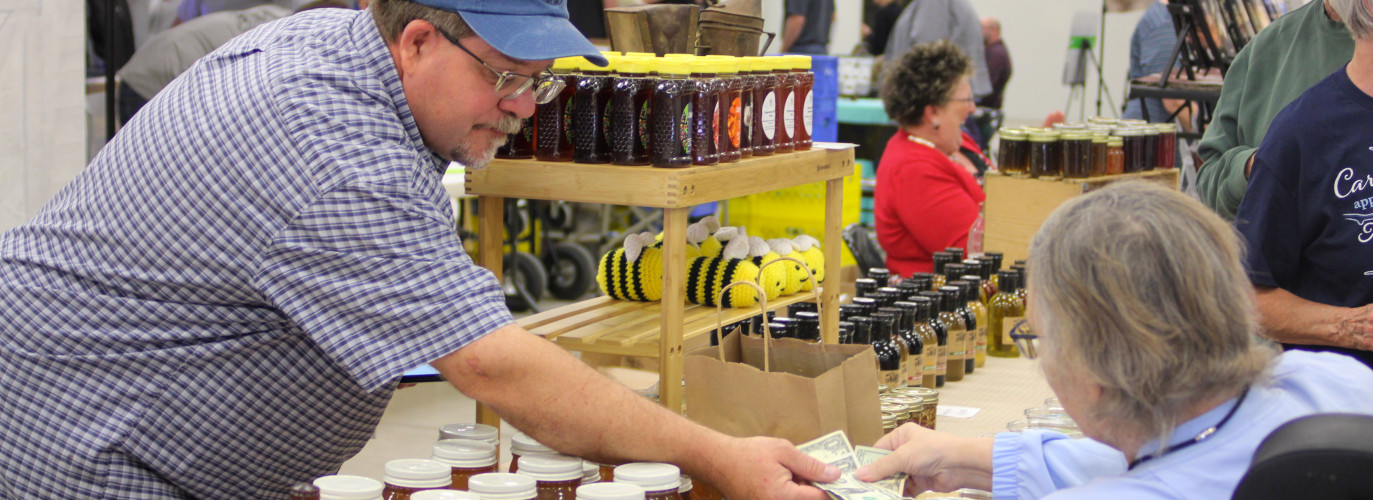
top-left (705, 436), bottom-right (839, 500)
top-left (1335, 304), bottom-right (1373, 351)
top-left (854, 424), bottom-right (994, 494)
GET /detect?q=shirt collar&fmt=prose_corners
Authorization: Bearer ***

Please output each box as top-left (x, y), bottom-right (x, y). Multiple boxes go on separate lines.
top-left (1133, 392), bottom-right (1245, 466)
top-left (347, 12), bottom-right (448, 175)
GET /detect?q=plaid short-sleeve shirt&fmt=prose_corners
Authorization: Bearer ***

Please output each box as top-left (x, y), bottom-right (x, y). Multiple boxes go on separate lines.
top-left (0, 10), bottom-right (512, 498)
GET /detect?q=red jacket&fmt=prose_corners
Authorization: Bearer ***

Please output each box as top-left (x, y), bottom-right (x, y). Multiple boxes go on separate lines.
top-left (874, 131), bottom-right (986, 278)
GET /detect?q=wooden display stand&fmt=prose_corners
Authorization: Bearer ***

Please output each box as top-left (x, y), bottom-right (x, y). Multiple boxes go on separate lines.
top-left (465, 144), bottom-right (857, 424)
top-left (983, 170), bottom-right (1179, 265)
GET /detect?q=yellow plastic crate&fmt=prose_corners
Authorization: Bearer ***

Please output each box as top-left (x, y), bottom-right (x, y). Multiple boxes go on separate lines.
top-left (725, 161), bottom-right (862, 267)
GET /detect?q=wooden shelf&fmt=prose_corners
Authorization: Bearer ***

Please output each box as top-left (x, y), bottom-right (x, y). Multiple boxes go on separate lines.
top-left (521, 291), bottom-right (821, 358)
top-left (466, 143), bottom-right (856, 207)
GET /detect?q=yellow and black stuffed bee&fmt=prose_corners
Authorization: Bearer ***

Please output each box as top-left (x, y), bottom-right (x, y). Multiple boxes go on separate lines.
top-left (597, 232), bottom-right (664, 302)
top-left (686, 235), bottom-right (762, 308)
top-left (791, 234), bottom-right (825, 291)
top-left (747, 235), bottom-right (787, 300)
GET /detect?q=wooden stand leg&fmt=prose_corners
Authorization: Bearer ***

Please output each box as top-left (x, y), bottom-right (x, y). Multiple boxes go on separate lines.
top-left (821, 178), bottom-right (843, 344)
top-left (476, 195), bottom-right (505, 428)
top-left (660, 207), bottom-right (689, 413)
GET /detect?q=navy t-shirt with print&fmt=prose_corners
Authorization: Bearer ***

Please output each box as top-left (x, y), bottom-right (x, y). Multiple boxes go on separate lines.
top-left (1236, 65), bottom-right (1373, 368)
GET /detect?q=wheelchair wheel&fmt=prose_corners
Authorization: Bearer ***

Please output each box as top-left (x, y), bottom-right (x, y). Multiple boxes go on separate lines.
top-left (503, 251), bottom-right (546, 312)
top-left (544, 242), bottom-right (596, 301)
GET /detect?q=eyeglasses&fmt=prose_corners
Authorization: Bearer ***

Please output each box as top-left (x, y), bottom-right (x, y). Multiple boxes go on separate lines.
top-left (434, 26), bottom-right (565, 105)
top-left (947, 96), bottom-right (976, 106)
top-left (1004, 317), bottom-right (1040, 359)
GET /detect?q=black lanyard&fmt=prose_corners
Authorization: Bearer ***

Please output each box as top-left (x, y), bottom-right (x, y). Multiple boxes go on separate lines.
top-left (1128, 386), bottom-right (1250, 470)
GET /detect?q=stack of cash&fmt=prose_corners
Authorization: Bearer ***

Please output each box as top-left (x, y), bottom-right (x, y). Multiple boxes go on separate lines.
top-left (798, 430), bottom-right (909, 499)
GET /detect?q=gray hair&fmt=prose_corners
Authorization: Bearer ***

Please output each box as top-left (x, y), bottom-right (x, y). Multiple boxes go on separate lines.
top-left (1027, 182), bottom-right (1275, 448)
top-left (370, 0), bottom-right (473, 44)
top-left (1329, 0), bottom-right (1373, 39)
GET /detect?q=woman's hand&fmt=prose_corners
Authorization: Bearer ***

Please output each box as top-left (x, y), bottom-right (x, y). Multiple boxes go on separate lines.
top-left (854, 423), bottom-right (995, 494)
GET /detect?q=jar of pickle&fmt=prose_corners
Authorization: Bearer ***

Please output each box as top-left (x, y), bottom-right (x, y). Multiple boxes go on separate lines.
top-left (996, 128), bottom-right (1027, 174)
top-left (573, 56), bottom-right (616, 164)
top-left (1154, 122), bottom-right (1177, 169)
top-left (1106, 135), bottom-right (1125, 175)
top-left (1059, 131), bottom-right (1092, 179)
top-left (383, 459), bottom-right (452, 500)
top-left (789, 55), bottom-right (814, 151)
top-left (515, 454), bottom-right (584, 500)
top-left (578, 482), bottom-right (647, 500)
top-left (469, 473), bottom-right (538, 500)
top-left (712, 56), bottom-right (743, 163)
top-left (689, 58), bottom-right (720, 165)
top-left (432, 439), bottom-right (498, 491)
top-left (614, 463), bottom-right (683, 500)
top-left (1027, 129), bottom-right (1061, 178)
top-left (1089, 133), bottom-right (1109, 177)
top-left (651, 58), bottom-right (693, 168)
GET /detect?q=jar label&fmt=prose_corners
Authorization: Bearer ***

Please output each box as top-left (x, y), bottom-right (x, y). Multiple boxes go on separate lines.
top-left (562, 97), bottom-right (575, 144)
top-left (1002, 315), bottom-right (1026, 345)
top-left (742, 96), bottom-right (753, 145)
top-left (638, 100), bottom-right (650, 149)
top-left (906, 354), bottom-right (922, 384)
top-left (681, 103), bottom-right (692, 155)
top-left (976, 326), bottom-right (988, 351)
top-left (880, 369), bottom-right (901, 388)
top-left (936, 345), bottom-right (947, 374)
top-left (521, 117), bottom-right (533, 142)
top-left (783, 93), bottom-right (796, 137)
top-left (602, 101), bottom-right (613, 149)
top-left (761, 92), bottom-right (777, 140)
top-left (713, 101), bottom-right (720, 146)
top-left (923, 344), bottom-right (937, 374)
top-left (949, 330), bottom-right (966, 358)
top-left (727, 96), bottom-right (741, 148)
top-left (803, 92), bottom-right (813, 135)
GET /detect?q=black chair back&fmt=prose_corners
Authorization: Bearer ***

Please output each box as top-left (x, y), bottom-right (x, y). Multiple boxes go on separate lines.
top-left (1232, 413), bottom-right (1373, 500)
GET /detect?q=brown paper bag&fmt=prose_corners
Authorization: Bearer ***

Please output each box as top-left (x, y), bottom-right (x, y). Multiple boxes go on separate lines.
top-left (683, 279), bottom-right (882, 447)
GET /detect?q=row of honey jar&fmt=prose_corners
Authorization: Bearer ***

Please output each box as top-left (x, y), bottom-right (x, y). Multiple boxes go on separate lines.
top-left (289, 425), bottom-right (716, 500)
top-left (495, 53), bottom-right (817, 168)
top-left (997, 118), bottom-right (1179, 178)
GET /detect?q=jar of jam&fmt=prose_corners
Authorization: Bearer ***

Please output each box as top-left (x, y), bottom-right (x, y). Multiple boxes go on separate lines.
top-left (314, 475), bottom-right (385, 500)
top-left (613, 463), bottom-right (683, 500)
top-left (509, 433), bottom-right (555, 473)
top-left (578, 482), bottom-right (647, 500)
top-left (535, 57), bottom-right (579, 162)
top-left (711, 56), bottom-right (742, 163)
top-left (469, 473), bottom-right (538, 500)
top-left (996, 128), bottom-right (1027, 174)
top-left (751, 57), bottom-right (777, 157)
top-left (737, 58), bottom-right (756, 158)
top-left (772, 56), bottom-right (795, 154)
top-left (383, 459), bottom-right (452, 500)
top-left (1089, 133), bottom-right (1109, 177)
top-left (790, 55), bottom-right (814, 151)
top-left (432, 439), bottom-right (498, 491)
top-left (1027, 129), bottom-right (1061, 178)
top-left (689, 58), bottom-right (720, 165)
top-left (1154, 122), bottom-right (1177, 169)
top-left (1059, 131), bottom-right (1092, 178)
top-left (650, 58), bottom-right (693, 168)
top-left (611, 56), bottom-right (655, 166)
top-left (573, 56), bottom-right (616, 164)
top-left (515, 454), bottom-right (584, 500)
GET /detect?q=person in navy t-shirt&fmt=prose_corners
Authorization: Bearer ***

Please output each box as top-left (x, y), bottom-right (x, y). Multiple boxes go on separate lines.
top-left (1235, 0), bottom-right (1373, 369)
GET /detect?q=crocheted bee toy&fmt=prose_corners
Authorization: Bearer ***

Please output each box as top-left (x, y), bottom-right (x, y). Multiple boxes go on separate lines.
top-left (765, 238), bottom-right (812, 296)
top-left (686, 235), bottom-right (762, 308)
top-left (597, 232), bottom-right (663, 302)
top-left (791, 234), bottom-right (826, 291)
top-left (747, 236), bottom-right (787, 300)
top-left (697, 216), bottom-right (724, 258)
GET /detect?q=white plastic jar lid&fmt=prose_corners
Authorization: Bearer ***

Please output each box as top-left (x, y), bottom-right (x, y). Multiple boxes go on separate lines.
top-left (582, 460), bottom-right (602, 484)
top-left (514, 454), bottom-right (584, 482)
top-left (432, 439), bottom-right (498, 468)
top-left (613, 463), bottom-right (681, 492)
top-left (679, 474), bottom-right (694, 492)
top-left (439, 423), bottom-right (499, 445)
top-left (384, 459), bottom-right (452, 489)
top-left (510, 432), bottom-right (555, 455)
top-left (410, 490), bottom-right (482, 500)
top-left (313, 475), bottom-right (384, 500)
top-left (577, 482), bottom-right (648, 500)
top-left (468, 472), bottom-right (538, 500)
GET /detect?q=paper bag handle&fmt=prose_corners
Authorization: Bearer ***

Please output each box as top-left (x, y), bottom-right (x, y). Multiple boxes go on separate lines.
top-left (757, 255), bottom-right (824, 341)
top-left (714, 280), bottom-right (772, 372)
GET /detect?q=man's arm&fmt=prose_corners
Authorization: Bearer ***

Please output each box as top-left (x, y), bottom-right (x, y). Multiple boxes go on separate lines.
top-left (1255, 286), bottom-right (1373, 351)
top-left (1195, 51), bottom-right (1255, 221)
top-left (432, 324), bottom-right (839, 499)
top-left (782, 14), bottom-right (806, 52)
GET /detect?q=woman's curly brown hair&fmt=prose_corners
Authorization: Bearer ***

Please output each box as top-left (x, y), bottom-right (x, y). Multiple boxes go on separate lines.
top-left (881, 40), bottom-right (973, 127)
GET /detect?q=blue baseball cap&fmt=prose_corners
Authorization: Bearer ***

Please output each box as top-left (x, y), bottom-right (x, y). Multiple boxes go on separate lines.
top-left (408, 0), bottom-right (609, 66)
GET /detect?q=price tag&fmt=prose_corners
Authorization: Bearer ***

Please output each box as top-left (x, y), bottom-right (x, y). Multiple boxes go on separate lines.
top-left (936, 405), bottom-right (981, 419)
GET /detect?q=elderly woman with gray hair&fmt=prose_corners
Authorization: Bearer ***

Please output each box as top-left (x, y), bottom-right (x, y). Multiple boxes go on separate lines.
top-left (855, 182), bottom-right (1373, 498)
top-left (1235, 0), bottom-right (1373, 370)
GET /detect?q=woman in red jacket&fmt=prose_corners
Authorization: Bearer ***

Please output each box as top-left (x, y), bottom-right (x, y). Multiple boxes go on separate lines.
top-left (875, 40), bottom-right (985, 278)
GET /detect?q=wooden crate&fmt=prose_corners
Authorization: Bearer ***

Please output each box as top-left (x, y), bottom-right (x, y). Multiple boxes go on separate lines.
top-left (983, 170), bottom-right (1179, 265)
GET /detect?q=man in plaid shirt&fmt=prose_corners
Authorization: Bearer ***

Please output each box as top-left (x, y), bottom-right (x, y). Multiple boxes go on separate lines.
top-left (0, 1), bottom-right (839, 498)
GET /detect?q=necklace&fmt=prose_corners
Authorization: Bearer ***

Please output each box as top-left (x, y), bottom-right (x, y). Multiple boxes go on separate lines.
top-left (1127, 385), bottom-right (1250, 470)
top-left (905, 133), bottom-right (937, 150)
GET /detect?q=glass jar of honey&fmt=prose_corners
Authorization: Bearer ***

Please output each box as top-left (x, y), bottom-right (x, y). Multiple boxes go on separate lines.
top-left (1027, 129), bottom-right (1061, 178)
top-left (1059, 131), bottom-right (1092, 179)
top-left (614, 463), bottom-right (683, 500)
top-left (1089, 133), bottom-right (1109, 177)
top-left (515, 454), bottom-right (584, 500)
top-left (468, 473), bottom-right (537, 500)
top-left (578, 482), bottom-right (647, 500)
top-left (432, 439), bottom-right (498, 491)
top-left (314, 475), bottom-right (384, 500)
top-left (509, 433), bottom-right (555, 474)
top-left (383, 459), bottom-right (452, 500)
top-left (996, 128), bottom-right (1027, 174)
top-left (1154, 122), bottom-right (1177, 169)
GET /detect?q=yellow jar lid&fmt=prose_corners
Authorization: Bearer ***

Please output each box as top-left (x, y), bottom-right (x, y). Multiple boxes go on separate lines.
top-left (788, 54), bottom-right (813, 70)
top-left (622, 51), bottom-right (655, 58)
top-left (1155, 122), bottom-right (1178, 133)
top-left (657, 58), bottom-right (692, 76)
top-left (1028, 130), bottom-right (1061, 142)
top-left (551, 57), bottom-right (580, 72)
top-left (711, 56), bottom-right (739, 74)
top-left (617, 56), bottom-right (651, 75)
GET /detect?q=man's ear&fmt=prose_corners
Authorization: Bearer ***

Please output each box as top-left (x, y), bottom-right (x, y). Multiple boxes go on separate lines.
top-left (392, 19), bottom-right (440, 79)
